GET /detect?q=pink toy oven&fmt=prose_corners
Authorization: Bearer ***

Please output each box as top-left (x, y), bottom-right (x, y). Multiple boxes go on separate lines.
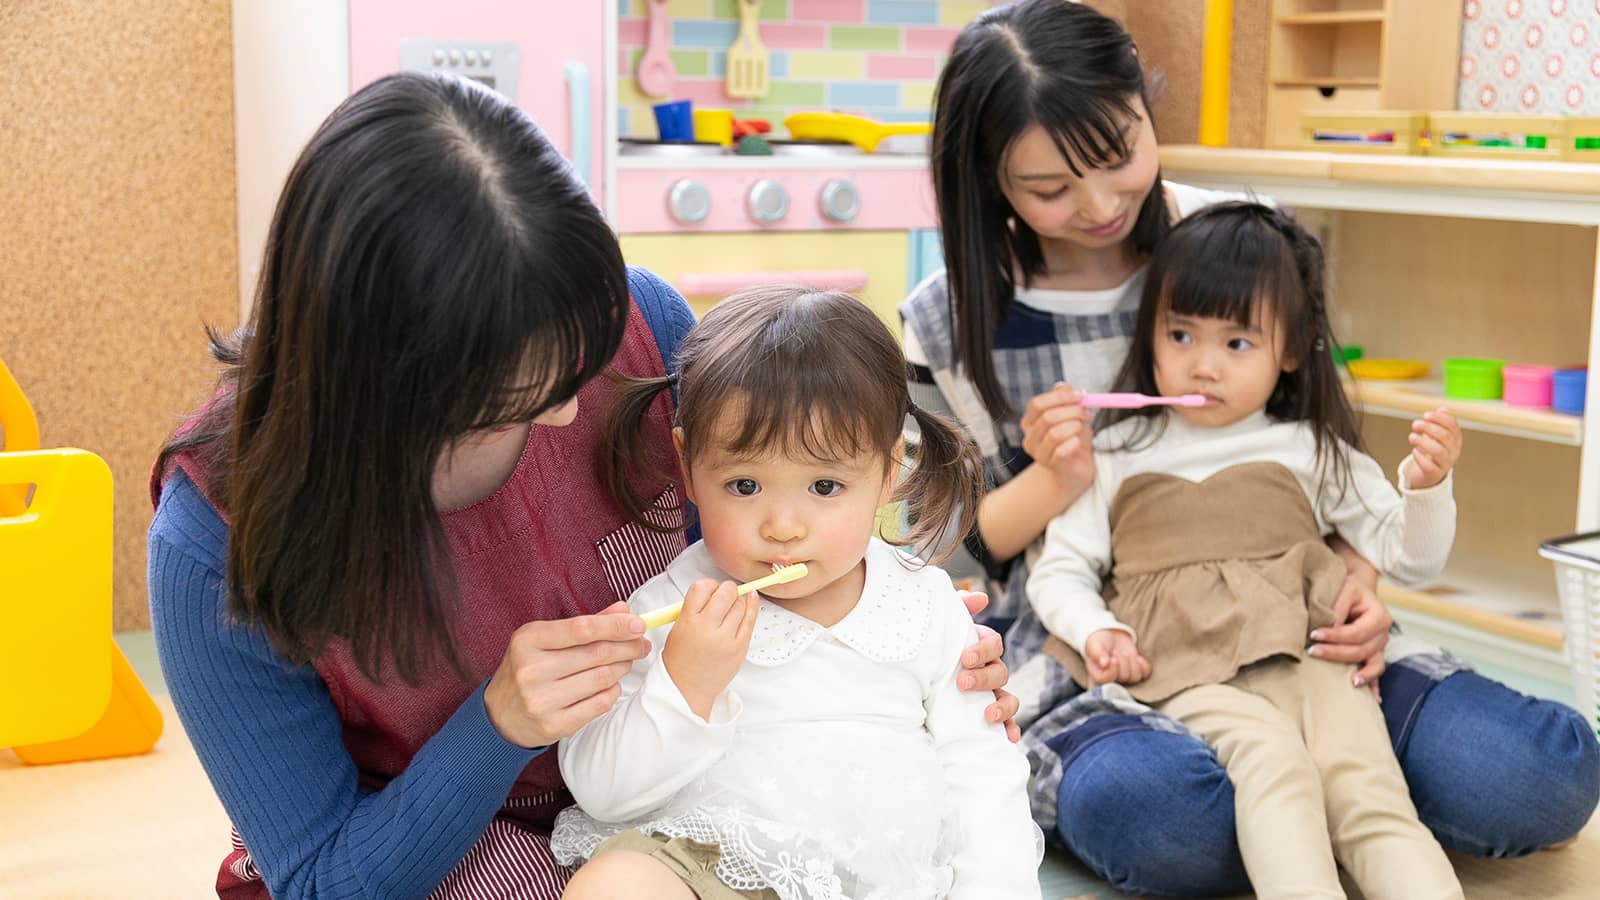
top-left (611, 159), bottom-right (937, 234)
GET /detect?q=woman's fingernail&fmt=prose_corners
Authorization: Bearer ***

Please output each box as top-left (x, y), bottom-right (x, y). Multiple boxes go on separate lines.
top-left (1309, 630), bottom-right (1324, 642)
top-left (1353, 676), bottom-right (1365, 687)
top-left (961, 676), bottom-right (973, 690)
top-left (1308, 646), bottom-right (1323, 657)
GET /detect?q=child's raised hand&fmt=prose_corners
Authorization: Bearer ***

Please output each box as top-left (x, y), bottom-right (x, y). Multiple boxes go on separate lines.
top-left (662, 578), bottom-right (758, 720)
top-left (1021, 383), bottom-right (1095, 491)
top-left (1406, 407), bottom-right (1462, 489)
top-left (1083, 629), bottom-right (1150, 687)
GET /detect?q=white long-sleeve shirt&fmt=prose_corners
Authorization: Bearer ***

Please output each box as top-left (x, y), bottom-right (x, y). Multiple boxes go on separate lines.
top-left (554, 538), bottom-right (1042, 900)
top-left (1026, 410), bottom-right (1456, 659)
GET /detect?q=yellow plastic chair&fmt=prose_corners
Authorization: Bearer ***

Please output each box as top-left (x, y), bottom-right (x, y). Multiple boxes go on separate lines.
top-left (1, 357), bottom-right (163, 763)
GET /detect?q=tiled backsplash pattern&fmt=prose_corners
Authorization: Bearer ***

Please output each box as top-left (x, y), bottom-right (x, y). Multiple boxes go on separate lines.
top-left (616, 0), bottom-right (990, 138)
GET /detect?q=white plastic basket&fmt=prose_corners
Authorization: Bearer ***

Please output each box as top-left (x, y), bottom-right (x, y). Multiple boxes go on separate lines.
top-left (1540, 532), bottom-right (1600, 734)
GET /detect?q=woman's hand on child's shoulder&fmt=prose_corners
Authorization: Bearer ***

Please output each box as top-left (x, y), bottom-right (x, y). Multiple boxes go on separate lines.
top-left (1021, 383), bottom-right (1095, 494)
top-left (1405, 407), bottom-right (1462, 490)
top-left (1084, 629), bottom-right (1150, 687)
top-left (662, 579), bottom-right (758, 720)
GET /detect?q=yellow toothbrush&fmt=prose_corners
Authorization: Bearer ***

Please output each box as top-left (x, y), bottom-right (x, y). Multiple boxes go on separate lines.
top-left (641, 563), bottom-right (808, 630)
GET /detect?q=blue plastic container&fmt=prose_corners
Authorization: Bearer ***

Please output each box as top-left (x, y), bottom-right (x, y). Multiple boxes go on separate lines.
top-left (652, 100), bottom-right (694, 141)
top-left (1552, 368), bottom-right (1587, 415)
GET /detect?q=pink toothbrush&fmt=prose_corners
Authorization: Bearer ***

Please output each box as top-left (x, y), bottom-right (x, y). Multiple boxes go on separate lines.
top-left (1078, 392), bottom-right (1212, 409)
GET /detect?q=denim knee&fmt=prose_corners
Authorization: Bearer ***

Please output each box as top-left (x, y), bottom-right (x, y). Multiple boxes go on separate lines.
top-left (1399, 670), bottom-right (1600, 857)
top-left (1056, 727), bottom-right (1249, 896)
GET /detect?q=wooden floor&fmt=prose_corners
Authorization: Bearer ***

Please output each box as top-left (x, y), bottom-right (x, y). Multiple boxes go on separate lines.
top-left (3, 635), bottom-right (1596, 898)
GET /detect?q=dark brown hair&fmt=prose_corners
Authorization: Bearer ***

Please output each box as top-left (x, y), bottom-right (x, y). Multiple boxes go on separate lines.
top-left (1102, 201), bottom-right (1362, 496)
top-left (603, 287), bottom-right (982, 563)
top-left (155, 72), bottom-right (630, 684)
top-left (932, 0), bottom-right (1169, 418)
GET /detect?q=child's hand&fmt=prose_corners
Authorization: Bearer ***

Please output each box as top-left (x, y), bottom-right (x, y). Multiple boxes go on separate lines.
top-left (1021, 383), bottom-right (1095, 492)
top-left (1406, 407), bottom-right (1462, 489)
top-left (1083, 629), bottom-right (1150, 686)
top-left (661, 578), bottom-right (758, 720)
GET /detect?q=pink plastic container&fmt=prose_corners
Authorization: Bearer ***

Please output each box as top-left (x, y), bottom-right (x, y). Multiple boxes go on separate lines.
top-left (1502, 364), bottom-right (1555, 408)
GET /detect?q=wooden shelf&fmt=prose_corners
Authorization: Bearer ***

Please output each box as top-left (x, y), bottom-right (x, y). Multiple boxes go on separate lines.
top-left (1379, 555), bottom-right (1564, 651)
top-left (1271, 76), bottom-right (1381, 88)
top-left (1345, 378), bottom-right (1583, 446)
top-left (1278, 11), bottom-right (1386, 25)
top-left (1158, 146), bottom-right (1600, 224)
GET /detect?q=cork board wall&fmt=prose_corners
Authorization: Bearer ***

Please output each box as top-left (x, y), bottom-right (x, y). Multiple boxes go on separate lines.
top-left (1090, 0), bottom-right (1270, 148)
top-left (1, 1), bottom-right (238, 630)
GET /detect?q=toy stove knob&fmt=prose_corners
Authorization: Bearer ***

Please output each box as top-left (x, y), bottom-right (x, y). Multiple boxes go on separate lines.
top-left (746, 179), bottom-right (789, 224)
top-left (668, 179), bottom-right (711, 224)
top-left (818, 179), bottom-right (860, 223)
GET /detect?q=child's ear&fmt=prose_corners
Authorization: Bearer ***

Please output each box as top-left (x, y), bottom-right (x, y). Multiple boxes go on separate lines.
top-left (879, 438), bottom-right (904, 505)
top-left (672, 427), bottom-right (696, 505)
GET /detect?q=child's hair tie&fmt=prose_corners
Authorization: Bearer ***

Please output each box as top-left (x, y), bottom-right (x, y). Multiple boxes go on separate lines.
top-left (665, 371), bottom-right (680, 386)
top-left (1313, 338), bottom-right (1326, 352)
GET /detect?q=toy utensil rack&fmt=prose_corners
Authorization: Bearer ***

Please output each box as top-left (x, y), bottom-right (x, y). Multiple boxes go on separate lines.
top-left (1427, 112), bottom-right (1567, 161)
top-left (1300, 111), bottom-right (1428, 155)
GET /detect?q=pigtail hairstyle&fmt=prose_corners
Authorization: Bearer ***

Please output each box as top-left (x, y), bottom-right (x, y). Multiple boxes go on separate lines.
top-left (932, 0), bottom-right (1169, 418)
top-left (604, 286), bottom-right (984, 564)
top-left (601, 372), bottom-right (684, 531)
top-left (898, 404), bottom-right (983, 566)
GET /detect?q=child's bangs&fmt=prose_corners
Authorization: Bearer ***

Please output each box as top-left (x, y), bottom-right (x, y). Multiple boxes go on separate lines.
top-left (1157, 216), bottom-right (1299, 331)
top-left (713, 388), bottom-right (883, 466)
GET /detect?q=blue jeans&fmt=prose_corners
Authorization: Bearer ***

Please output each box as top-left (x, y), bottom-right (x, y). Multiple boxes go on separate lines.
top-left (1056, 670), bottom-right (1600, 897)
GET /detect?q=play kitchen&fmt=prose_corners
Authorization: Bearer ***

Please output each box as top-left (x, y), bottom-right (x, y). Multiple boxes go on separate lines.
top-left (348, 1), bottom-right (974, 328)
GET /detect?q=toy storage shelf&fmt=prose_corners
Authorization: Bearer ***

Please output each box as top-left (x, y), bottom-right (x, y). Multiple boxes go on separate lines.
top-left (1345, 379), bottom-right (1583, 446)
top-left (1380, 554), bottom-right (1564, 650)
top-left (1272, 76), bottom-right (1380, 88)
top-left (1277, 11), bottom-right (1386, 26)
top-left (1159, 146), bottom-right (1600, 225)
top-left (1160, 145), bottom-right (1600, 702)
top-left (1264, 1), bottom-right (1460, 148)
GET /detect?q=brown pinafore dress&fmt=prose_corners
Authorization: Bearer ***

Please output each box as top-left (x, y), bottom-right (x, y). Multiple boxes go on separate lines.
top-left (1043, 462), bottom-right (1348, 704)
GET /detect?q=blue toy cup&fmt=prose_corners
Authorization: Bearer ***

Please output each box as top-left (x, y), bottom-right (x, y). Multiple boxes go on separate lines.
top-left (1552, 368), bottom-right (1587, 415)
top-left (653, 100), bottom-right (694, 141)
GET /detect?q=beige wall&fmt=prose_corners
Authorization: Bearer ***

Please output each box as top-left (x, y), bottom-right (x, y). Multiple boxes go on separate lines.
top-left (1, 1), bottom-right (238, 629)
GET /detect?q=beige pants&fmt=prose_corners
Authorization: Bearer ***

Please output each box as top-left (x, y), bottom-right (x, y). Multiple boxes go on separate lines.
top-left (1158, 657), bottom-right (1463, 900)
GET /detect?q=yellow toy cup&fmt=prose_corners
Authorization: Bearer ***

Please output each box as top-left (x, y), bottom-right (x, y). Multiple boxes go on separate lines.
top-left (693, 108), bottom-right (734, 146)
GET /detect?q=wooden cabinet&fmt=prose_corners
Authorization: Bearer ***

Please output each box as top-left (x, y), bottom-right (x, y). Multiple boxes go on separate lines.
top-left (1265, 0), bottom-right (1460, 148)
top-left (1162, 145), bottom-right (1600, 703)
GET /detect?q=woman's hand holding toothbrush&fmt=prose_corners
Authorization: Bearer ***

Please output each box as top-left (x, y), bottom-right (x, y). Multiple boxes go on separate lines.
top-left (1021, 383), bottom-right (1095, 492)
top-left (662, 579), bottom-right (758, 720)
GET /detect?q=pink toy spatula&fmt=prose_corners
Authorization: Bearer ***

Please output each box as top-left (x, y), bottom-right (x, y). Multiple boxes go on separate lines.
top-left (1078, 392), bottom-right (1211, 409)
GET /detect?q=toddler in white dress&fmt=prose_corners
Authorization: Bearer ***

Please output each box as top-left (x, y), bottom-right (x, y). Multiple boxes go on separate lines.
top-left (552, 286), bottom-right (1043, 900)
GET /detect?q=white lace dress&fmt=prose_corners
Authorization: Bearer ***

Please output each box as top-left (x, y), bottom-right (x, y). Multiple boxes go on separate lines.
top-left (550, 539), bottom-right (1043, 900)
